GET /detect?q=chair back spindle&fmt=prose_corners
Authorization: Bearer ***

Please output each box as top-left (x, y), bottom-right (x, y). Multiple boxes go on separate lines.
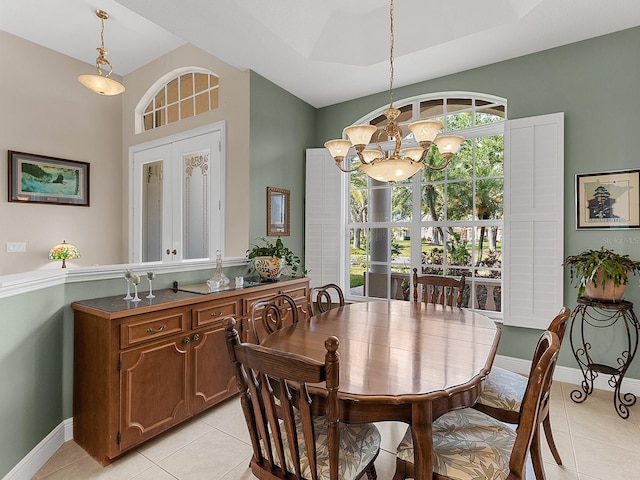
top-left (412, 268), bottom-right (466, 307)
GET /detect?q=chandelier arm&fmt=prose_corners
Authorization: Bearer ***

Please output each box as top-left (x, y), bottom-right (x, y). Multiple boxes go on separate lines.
top-left (418, 147), bottom-right (453, 171)
top-left (333, 158), bottom-right (362, 173)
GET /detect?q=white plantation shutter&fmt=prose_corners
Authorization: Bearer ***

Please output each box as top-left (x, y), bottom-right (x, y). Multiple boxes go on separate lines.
top-left (503, 113), bottom-right (564, 328)
top-left (305, 148), bottom-right (344, 290)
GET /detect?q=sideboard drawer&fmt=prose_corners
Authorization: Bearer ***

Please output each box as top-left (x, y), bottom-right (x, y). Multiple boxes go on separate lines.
top-left (120, 310), bottom-right (187, 348)
top-left (193, 299), bottom-right (240, 328)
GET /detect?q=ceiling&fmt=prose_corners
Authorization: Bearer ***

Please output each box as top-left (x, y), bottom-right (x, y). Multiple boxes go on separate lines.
top-left (2, 0), bottom-right (640, 108)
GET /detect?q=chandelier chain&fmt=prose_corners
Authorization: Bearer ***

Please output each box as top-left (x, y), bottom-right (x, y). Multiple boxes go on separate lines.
top-left (389, 0), bottom-right (394, 108)
top-left (100, 16), bottom-right (106, 50)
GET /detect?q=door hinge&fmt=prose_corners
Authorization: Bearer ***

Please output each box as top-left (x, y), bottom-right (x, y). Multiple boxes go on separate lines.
top-left (117, 357), bottom-right (122, 371)
top-left (117, 432), bottom-right (121, 445)
top-left (218, 141), bottom-right (221, 152)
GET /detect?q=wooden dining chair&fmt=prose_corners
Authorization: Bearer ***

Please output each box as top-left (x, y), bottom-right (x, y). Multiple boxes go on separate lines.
top-left (473, 306), bottom-right (570, 468)
top-left (412, 268), bottom-right (466, 307)
top-left (224, 317), bottom-right (381, 480)
top-left (250, 293), bottom-right (300, 344)
top-left (393, 330), bottom-right (560, 480)
top-left (308, 283), bottom-right (345, 316)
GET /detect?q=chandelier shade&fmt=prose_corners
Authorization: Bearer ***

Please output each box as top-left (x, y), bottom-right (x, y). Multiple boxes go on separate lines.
top-left (324, 0), bottom-right (463, 182)
top-left (78, 10), bottom-right (125, 96)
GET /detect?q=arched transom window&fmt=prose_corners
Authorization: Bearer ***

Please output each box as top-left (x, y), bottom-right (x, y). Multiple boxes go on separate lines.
top-left (141, 69), bottom-right (219, 132)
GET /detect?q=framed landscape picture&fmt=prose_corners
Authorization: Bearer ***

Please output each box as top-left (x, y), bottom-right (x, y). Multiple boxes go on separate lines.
top-left (8, 151), bottom-right (90, 206)
top-left (576, 169), bottom-right (640, 229)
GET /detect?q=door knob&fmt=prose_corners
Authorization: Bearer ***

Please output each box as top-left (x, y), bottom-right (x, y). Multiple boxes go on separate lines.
top-left (166, 249), bottom-right (177, 255)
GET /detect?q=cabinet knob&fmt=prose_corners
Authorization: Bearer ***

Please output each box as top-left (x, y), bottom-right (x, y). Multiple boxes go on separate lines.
top-left (183, 337), bottom-right (190, 344)
top-left (166, 249), bottom-right (177, 255)
top-left (192, 334), bottom-right (200, 342)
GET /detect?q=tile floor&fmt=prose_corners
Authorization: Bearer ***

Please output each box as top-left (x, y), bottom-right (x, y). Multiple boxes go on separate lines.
top-left (33, 382), bottom-right (640, 479)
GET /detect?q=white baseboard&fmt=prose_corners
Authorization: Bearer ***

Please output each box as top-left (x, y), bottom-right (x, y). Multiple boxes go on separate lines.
top-left (494, 355), bottom-right (640, 396)
top-left (4, 358), bottom-right (640, 480)
top-left (2, 418), bottom-right (73, 480)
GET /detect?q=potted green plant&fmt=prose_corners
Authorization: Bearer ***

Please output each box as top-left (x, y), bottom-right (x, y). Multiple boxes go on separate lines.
top-left (562, 247), bottom-right (640, 301)
top-left (247, 237), bottom-right (303, 280)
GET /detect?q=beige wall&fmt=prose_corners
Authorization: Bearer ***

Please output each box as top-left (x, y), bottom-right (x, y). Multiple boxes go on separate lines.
top-left (0, 31), bottom-right (123, 274)
top-left (0, 35), bottom-right (251, 275)
top-left (120, 43), bottom-right (251, 260)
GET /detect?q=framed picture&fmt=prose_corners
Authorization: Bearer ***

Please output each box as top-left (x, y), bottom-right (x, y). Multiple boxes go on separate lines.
top-left (267, 186), bottom-right (290, 236)
top-left (8, 151), bottom-right (90, 206)
top-left (576, 169), bottom-right (640, 229)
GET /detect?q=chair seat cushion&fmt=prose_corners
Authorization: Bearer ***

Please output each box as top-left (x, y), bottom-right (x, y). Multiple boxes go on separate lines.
top-left (476, 366), bottom-right (527, 412)
top-left (264, 415), bottom-right (381, 480)
top-left (396, 408), bottom-right (516, 480)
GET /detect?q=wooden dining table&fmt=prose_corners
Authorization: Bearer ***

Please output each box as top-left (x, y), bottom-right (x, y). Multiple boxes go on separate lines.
top-left (260, 299), bottom-right (501, 480)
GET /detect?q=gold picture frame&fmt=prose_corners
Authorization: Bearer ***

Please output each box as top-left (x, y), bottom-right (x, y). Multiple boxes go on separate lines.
top-left (267, 187), bottom-right (290, 236)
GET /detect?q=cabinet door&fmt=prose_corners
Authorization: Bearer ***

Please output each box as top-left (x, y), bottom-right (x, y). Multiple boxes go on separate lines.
top-left (190, 321), bottom-right (237, 414)
top-left (119, 335), bottom-right (190, 451)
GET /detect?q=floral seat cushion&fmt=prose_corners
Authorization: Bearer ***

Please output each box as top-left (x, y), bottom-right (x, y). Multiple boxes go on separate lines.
top-left (262, 415), bottom-right (381, 480)
top-left (396, 408), bottom-right (516, 480)
top-left (476, 366), bottom-right (527, 412)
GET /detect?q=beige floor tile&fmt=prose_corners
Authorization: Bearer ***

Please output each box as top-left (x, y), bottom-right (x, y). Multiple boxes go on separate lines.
top-left (32, 441), bottom-right (88, 479)
top-left (373, 449), bottom-right (397, 479)
top-left (34, 455), bottom-right (102, 480)
top-left (199, 398), bottom-right (252, 444)
top-left (572, 433), bottom-right (640, 479)
top-left (137, 417), bottom-right (214, 463)
top-left (219, 455), bottom-right (252, 480)
top-left (83, 451), bottom-right (155, 479)
top-left (158, 428), bottom-right (253, 480)
top-left (129, 465), bottom-right (178, 480)
top-left (375, 421), bottom-right (408, 454)
top-left (542, 462), bottom-right (580, 480)
top-left (540, 430), bottom-right (577, 472)
top-left (566, 403), bottom-right (640, 450)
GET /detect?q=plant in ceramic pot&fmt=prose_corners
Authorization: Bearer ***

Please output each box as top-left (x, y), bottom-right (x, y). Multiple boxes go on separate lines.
top-left (562, 247), bottom-right (640, 301)
top-left (247, 237), bottom-right (303, 280)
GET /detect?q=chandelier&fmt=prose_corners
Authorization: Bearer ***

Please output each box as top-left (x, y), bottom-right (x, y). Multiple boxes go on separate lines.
top-left (78, 10), bottom-right (126, 96)
top-left (324, 0), bottom-right (464, 183)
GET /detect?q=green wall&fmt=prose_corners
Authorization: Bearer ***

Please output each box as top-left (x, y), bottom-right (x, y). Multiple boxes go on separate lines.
top-left (316, 26), bottom-right (640, 378)
top-left (249, 71), bottom-right (317, 264)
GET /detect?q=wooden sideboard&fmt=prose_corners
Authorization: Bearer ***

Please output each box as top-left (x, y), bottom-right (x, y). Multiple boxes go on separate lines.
top-left (71, 277), bottom-right (309, 465)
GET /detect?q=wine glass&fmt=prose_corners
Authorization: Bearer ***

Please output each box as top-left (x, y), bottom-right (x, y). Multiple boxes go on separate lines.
top-left (146, 271), bottom-right (156, 299)
top-left (132, 275), bottom-right (141, 302)
top-left (124, 269), bottom-right (133, 300)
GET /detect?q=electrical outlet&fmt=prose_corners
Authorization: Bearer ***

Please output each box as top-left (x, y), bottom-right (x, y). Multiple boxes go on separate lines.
top-left (6, 242), bottom-right (26, 253)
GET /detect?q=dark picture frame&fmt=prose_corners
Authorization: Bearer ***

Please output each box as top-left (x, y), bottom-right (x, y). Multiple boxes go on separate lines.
top-left (576, 169), bottom-right (640, 229)
top-left (8, 151), bottom-right (90, 206)
top-left (266, 186), bottom-right (290, 236)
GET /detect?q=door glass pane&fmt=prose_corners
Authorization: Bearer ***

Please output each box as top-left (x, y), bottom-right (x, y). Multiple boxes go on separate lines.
top-left (142, 161), bottom-right (163, 262)
top-left (349, 227), bottom-right (366, 297)
top-left (183, 150), bottom-right (210, 260)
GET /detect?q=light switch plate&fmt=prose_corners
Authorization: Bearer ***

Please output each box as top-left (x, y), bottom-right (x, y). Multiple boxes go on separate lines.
top-left (6, 242), bottom-right (26, 253)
